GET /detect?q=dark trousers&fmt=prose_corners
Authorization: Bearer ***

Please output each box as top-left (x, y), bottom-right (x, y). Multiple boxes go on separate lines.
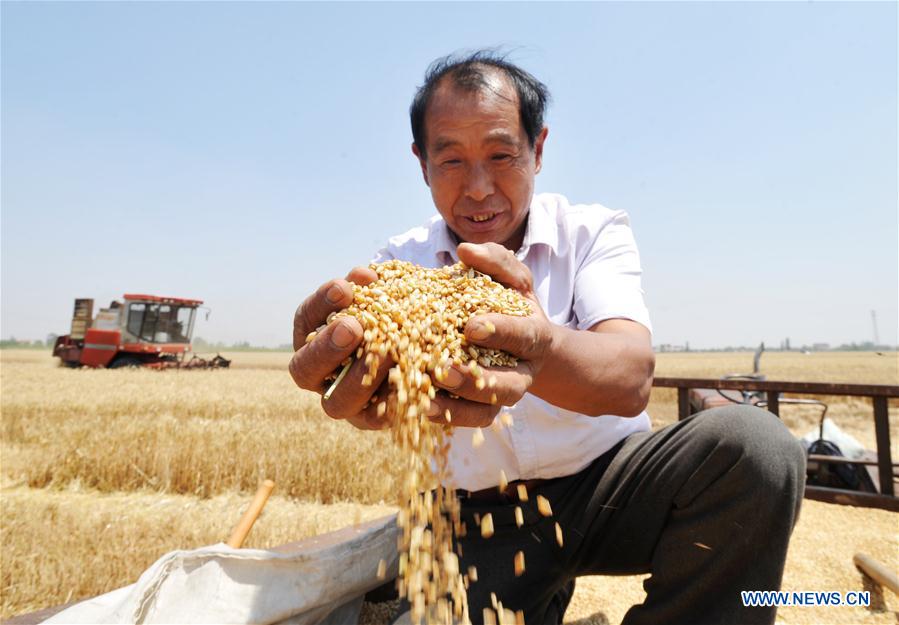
top-left (454, 405), bottom-right (807, 625)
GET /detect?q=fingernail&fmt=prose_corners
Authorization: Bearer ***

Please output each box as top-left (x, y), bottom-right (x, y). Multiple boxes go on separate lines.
top-left (468, 319), bottom-right (495, 341)
top-left (330, 322), bottom-right (356, 348)
top-left (426, 403), bottom-right (441, 418)
top-left (326, 283), bottom-right (345, 304)
top-left (443, 367), bottom-right (464, 389)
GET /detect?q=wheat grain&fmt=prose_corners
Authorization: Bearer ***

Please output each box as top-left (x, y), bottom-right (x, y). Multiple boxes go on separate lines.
top-left (536, 495), bottom-right (552, 517)
top-left (330, 260), bottom-right (531, 625)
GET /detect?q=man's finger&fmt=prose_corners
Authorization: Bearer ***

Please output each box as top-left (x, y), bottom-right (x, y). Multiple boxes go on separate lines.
top-left (463, 313), bottom-right (552, 361)
top-left (288, 318), bottom-right (363, 391)
top-left (292, 279), bottom-right (355, 350)
top-left (322, 351), bottom-right (394, 420)
top-left (425, 393), bottom-right (500, 428)
top-left (431, 362), bottom-right (534, 407)
top-left (346, 266), bottom-right (378, 286)
top-left (457, 242), bottom-right (533, 294)
top-left (346, 405), bottom-right (391, 431)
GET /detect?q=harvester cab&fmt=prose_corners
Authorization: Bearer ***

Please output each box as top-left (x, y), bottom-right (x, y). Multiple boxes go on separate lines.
top-left (53, 294), bottom-right (229, 369)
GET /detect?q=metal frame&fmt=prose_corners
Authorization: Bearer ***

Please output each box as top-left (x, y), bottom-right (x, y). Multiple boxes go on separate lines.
top-left (653, 377), bottom-right (899, 511)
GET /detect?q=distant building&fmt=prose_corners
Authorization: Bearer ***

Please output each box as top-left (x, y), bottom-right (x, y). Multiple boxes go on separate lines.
top-left (655, 344), bottom-right (689, 353)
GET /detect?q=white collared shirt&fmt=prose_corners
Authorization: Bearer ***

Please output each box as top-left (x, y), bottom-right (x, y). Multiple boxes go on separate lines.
top-left (372, 193), bottom-right (653, 491)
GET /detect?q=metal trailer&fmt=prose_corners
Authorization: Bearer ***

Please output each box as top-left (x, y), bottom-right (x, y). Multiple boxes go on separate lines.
top-left (653, 376), bottom-right (898, 511)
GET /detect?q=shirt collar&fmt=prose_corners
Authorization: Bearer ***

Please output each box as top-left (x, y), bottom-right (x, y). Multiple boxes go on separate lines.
top-left (518, 195), bottom-right (559, 258)
top-left (432, 194), bottom-right (559, 264)
top-left (432, 217), bottom-right (461, 263)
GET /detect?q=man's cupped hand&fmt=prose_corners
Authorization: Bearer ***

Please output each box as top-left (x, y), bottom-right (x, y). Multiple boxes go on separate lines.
top-left (426, 242), bottom-right (554, 427)
top-left (289, 266), bottom-right (394, 430)
top-left (288, 242), bottom-right (554, 431)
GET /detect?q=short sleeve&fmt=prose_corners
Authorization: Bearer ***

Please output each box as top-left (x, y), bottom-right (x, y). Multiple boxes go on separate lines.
top-left (370, 247), bottom-right (394, 264)
top-left (572, 211), bottom-right (652, 334)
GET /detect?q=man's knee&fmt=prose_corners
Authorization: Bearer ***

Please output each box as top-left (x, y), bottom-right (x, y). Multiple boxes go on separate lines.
top-left (689, 405), bottom-right (806, 497)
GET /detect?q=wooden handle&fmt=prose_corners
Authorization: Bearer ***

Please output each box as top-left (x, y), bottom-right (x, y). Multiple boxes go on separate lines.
top-left (227, 480), bottom-right (275, 549)
top-left (854, 552), bottom-right (899, 595)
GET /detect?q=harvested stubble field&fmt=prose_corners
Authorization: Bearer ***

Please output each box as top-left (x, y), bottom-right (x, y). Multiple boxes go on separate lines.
top-left (1, 348), bottom-right (897, 623)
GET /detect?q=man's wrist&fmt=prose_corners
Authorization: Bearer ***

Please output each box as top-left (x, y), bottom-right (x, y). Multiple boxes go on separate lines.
top-left (538, 320), bottom-right (564, 375)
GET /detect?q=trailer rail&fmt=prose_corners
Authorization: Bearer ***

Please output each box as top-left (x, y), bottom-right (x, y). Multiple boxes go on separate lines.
top-left (653, 377), bottom-right (899, 511)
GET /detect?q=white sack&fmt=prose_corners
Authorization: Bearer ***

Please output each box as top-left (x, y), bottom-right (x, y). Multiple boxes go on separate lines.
top-left (43, 516), bottom-right (399, 625)
top-left (800, 417), bottom-right (867, 459)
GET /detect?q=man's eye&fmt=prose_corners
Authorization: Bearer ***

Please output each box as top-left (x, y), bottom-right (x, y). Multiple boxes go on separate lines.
top-left (442, 159), bottom-right (461, 167)
top-left (492, 154), bottom-right (513, 162)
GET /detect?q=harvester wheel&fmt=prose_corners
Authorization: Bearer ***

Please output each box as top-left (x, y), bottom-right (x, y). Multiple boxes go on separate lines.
top-left (109, 356), bottom-right (142, 368)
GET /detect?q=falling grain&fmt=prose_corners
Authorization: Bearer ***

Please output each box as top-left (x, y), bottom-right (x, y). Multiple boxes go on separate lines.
top-left (514, 550), bottom-right (525, 577)
top-left (516, 484), bottom-right (528, 502)
top-left (481, 513), bottom-right (495, 539)
top-left (328, 260), bottom-right (531, 625)
top-left (536, 495), bottom-right (552, 517)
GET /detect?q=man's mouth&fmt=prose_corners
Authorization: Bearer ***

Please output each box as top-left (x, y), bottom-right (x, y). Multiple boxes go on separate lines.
top-left (467, 213), bottom-right (497, 223)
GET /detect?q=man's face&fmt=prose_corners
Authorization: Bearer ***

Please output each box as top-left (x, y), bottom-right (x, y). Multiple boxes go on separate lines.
top-left (413, 74), bottom-right (547, 251)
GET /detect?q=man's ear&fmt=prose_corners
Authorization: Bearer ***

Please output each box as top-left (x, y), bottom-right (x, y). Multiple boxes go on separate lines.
top-left (533, 127), bottom-right (549, 174)
top-left (411, 142), bottom-right (430, 187)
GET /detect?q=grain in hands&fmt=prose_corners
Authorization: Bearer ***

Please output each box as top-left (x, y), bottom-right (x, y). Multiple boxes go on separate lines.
top-left (329, 260), bottom-right (531, 625)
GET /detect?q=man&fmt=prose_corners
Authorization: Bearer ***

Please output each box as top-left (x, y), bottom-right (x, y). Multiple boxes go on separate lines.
top-left (290, 51), bottom-right (805, 625)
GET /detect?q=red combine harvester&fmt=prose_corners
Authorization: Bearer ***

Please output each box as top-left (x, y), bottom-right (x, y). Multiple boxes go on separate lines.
top-left (53, 294), bottom-right (230, 369)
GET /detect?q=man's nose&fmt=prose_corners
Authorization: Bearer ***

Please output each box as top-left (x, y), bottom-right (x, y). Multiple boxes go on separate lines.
top-left (464, 162), bottom-right (494, 202)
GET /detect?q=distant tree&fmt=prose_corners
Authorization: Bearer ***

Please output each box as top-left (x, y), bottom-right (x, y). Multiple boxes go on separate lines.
top-left (834, 341), bottom-right (878, 352)
top-left (0, 337), bottom-right (46, 349)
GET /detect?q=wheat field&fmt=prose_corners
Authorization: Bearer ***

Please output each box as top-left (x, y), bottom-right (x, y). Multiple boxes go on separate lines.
top-left (1, 348), bottom-right (897, 623)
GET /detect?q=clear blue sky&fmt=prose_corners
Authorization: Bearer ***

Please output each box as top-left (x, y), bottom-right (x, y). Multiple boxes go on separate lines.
top-left (2, 1), bottom-right (896, 349)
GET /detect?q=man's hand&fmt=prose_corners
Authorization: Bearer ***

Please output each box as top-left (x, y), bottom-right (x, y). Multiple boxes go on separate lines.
top-left (444, 243), bottom-right (654, 418)
top-left (289, 266), bottom-right (394, 430)
top-left (291, 241), bottom-right (651, 431)
top-left (429, 241), bottom-right (654, 421)
top-left (428, 242), bottom-right (555, 427)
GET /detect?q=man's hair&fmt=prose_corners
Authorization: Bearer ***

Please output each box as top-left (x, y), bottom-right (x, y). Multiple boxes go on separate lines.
top-left (410, 50), bottom-right (551, 159)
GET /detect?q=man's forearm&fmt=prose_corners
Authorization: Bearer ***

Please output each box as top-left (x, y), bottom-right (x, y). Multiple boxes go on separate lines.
top-left (528, 324), bottom-right (655, 417)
